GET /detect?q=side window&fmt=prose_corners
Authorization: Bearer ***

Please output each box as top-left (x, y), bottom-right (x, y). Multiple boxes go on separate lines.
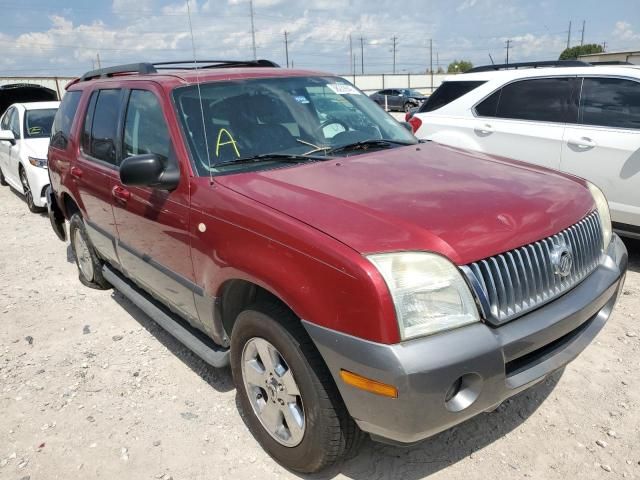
top-left (492, 77), bottom-right (573, 123)
top-left (475, 89), bottom-right (500, 117)
top-left (423, 81), bottom-right (487, 113)
top-left (0, 108), bottom-right (11, 131)
top-left (123, 90), bottom-right (171, 160)
top-left (84, 89), bottom-right (122, 164)
top-left (579, 77), bottom-right (640, 129)
top-left (9, 108), bottom-right (20, 138)
top-left (51, 91), bottom-right (82, 150)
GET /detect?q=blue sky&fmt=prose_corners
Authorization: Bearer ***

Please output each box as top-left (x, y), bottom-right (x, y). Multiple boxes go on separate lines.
top-left (1, 0), bottom-right (639, 76)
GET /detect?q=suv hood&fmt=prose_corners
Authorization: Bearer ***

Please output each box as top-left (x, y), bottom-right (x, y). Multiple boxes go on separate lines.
top-left (217, 142), bottom-right (595, 265)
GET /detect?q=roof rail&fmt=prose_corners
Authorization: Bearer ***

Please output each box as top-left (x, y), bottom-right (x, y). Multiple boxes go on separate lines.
top-left (586, 60), bottom-right (633, 66)
top-left (152, 59), bottom-right (280, 69)
top-left (80, 63), bottom-right (157, 81)
top-left (79, 59), bottom-right (280, 82)
top-left (468, 60), bottom-right (591, 73)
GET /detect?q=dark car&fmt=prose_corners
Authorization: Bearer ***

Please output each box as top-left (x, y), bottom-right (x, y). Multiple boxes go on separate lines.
top-left (369, 88), bottom-right (428, 112)
top-left (47, 59), bottom-right (627, 473)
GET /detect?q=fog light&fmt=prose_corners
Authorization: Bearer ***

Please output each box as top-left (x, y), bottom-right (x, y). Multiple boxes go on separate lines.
top-left (444, 373), bottom-right (483, 412)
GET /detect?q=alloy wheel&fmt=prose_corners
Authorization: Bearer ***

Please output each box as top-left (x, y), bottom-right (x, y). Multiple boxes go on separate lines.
top-left (19, 169), bottom-right (34, 210)
top-left (241, 337), bottom-right (306, 447)
top-left (73, 228), bottom-right (94, 281)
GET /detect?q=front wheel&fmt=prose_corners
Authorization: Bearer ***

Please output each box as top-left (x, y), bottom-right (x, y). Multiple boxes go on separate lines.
top-left (69, 213), bottom-right (111, 290)
top-left (231, 301), bottom-right (364, 473)
top-left (19, 167), bottom-right (44, 213)
top-left (403, 102), bottom-right (415, 113)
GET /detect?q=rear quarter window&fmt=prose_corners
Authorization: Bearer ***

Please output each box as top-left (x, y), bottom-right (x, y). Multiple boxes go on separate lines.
top-left (51, 91), bottom-right (82, 150)
top-left (419, 81), bottom-right (486, 113)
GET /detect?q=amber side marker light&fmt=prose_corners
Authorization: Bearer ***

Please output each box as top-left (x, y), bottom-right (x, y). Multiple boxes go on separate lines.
top-left (340, 369), bottom-right (398, 398)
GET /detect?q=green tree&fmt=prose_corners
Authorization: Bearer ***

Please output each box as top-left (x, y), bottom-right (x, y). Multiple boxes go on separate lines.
top-left (559, 44), bottom-right (604, 60)
top-left (447, 60), bottom-right (473, 73)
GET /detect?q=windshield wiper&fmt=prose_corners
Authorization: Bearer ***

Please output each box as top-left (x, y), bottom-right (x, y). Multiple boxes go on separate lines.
top-left (325, 139), bottom-right (414, 155)
top-left (215, 153), bottom-right (330, 167)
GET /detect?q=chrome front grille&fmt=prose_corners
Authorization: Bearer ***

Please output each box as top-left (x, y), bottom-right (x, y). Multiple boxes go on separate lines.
top-left (462, 211), bottom-right (603, 325)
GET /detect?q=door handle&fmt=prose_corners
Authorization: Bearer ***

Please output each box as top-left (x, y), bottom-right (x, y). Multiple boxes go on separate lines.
top-left (475, 123), bottom-right (494, 135)
top-left (567, 137), bottom-right (596, 150)
top-left (70, 166), bottom-right (83, 179)
top-left (112, 185), bottom-right (131, 202)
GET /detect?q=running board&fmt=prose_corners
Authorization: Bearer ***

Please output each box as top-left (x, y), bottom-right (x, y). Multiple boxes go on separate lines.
top-left (102, 265), bottom-right (230, 368)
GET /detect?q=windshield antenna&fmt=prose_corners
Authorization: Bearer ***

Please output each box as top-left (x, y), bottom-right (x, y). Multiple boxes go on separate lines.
top-left (186, 0), bottom-right (213, 184)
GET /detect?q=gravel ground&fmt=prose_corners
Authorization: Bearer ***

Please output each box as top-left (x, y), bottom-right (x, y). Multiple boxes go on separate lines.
top-left (1, 181), bottom-right (639, 480)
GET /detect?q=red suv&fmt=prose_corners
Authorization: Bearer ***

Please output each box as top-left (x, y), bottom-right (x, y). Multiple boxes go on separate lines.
top-left (47, 60), bottom-right (627, 473)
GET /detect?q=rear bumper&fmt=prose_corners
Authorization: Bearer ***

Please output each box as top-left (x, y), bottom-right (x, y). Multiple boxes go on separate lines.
top-left (304, 235), bottom-right (627, 445)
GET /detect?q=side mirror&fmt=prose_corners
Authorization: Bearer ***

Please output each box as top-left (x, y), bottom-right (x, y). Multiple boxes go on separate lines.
top-left (120, 154), bottom-right (179, 190)
top-left (0, 129), bottom-right (16, 145)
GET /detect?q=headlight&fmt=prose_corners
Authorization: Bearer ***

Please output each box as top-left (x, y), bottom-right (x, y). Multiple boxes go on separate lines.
top-left (586, 181), bottom-right (612, 249)
top-left (28, 156), bottom-right (47, 169)
top-left (368, 252), bottom-right (479, 340)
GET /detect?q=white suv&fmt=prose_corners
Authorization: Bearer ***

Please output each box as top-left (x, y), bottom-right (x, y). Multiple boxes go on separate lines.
top-left (411, 61), bottom-right (640, 239)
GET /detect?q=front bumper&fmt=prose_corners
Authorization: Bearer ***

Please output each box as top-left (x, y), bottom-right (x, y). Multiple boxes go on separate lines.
top-left (304, 235), bottom-right (627, 445)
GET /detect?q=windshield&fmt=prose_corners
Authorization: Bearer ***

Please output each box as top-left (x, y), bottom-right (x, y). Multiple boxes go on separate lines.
top-left (404, 89), bottom-right (424, 97)
top-left (172, 76), bottom-right (417, 175)
top-left (24, 109), bottom-right (57, 139)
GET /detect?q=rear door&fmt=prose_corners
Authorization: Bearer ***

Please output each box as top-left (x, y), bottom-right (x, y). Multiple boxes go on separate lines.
top-left (75, 88), bottom-right (124, 265)
top-left (561, 76), bottom-right (640, 231)
top-left (471, 77), bottom-right (577, 170)
top-left (111, 86), bottom-right (200, 325)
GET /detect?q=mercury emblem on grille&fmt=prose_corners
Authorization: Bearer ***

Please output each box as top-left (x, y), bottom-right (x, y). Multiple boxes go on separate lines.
top-left (551, 242), bottom-right (573, 277)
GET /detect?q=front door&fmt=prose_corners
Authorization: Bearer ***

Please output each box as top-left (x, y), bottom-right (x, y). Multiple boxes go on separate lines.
top-left (561, 76), bottom-right (640, 231)
top-left (111, 87), bottom-right (200, 325)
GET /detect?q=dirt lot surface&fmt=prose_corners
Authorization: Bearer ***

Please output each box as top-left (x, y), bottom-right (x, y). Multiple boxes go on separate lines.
top-left (1, 183), bottom-right (639, 480)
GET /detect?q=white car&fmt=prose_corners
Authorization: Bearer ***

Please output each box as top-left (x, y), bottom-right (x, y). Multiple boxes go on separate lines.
top-left (0, 101), bottom-right (59, 212)
top-left (410, 61), bottom-right (640, 239)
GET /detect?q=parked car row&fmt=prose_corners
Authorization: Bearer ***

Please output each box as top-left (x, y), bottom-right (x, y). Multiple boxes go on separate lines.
top-left (408, 61), bottom-right (640, 240)
top-left (0, 59), bottom-right (629, 474)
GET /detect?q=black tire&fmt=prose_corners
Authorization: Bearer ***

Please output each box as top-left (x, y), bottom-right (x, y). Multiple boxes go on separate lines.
top-left (230, 301), bottom-right (364, 473)
top-left (19, 167), bottom-right (44, 213)
top-left (69, 213), bottom-right (111, 290)
top-left (403, 102), bottom-right (415, 113)
top-left (0, 166), bottom-right (7, 186)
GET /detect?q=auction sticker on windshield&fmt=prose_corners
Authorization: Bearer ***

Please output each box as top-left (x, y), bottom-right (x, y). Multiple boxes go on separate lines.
top-left (327, 83), bottom-right (361, 95)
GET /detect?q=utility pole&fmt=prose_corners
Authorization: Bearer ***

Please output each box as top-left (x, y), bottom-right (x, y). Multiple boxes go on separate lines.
top-left (96, 53), bottom-right (102, 68)
top-left (249, 0), bottom-right (257, 60)
top-left (566, 20), bottom-right (572, 49)
top-left (436, 52), bottom-right (439, 72)
top-left (602, 41), bottom-right (607, 51)
top-left (580, 20), bottom-right (585, 45)
top-left (283, 31), bottom-right (289, 68)
top-left (429, 38), bottom-right (433, 91)
top-left (505, 39), bottom-right (511, 65)
top-left (391, 36), bottom-right (398, 74)
top-left (349, 35), bottom-right (353, 75)
top-left (359, 36), bottom-right (364, 74)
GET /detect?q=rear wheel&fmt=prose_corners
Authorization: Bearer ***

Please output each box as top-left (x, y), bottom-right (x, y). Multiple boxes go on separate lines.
top-left (230, 301), bottom-right (364, 473)
top-left (19, 167), bottom-right (44, 213)
top-left (69, 213), bottom-right (111, 290)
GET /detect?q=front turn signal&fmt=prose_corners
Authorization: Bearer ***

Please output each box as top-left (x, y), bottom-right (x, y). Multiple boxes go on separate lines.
top-left (340, 369), bottom-right (398, 398)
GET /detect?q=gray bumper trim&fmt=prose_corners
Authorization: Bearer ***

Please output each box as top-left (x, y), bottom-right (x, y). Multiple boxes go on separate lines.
top-left (303, 235), bottom-right (627, 444)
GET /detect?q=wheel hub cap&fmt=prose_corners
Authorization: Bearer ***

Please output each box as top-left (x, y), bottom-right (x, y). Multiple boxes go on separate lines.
top-left (241, 337), bottom-right (305, 447)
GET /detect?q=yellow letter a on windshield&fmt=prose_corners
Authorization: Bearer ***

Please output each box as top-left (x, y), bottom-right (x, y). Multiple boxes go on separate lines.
top-left (215, 128), bottom-right (240, 158)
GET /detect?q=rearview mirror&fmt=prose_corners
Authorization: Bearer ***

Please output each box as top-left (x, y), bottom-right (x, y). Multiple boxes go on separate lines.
top-left (0, 130), bottom-right (16, 145)
top-left (119, 154), bottom-right (179, 190)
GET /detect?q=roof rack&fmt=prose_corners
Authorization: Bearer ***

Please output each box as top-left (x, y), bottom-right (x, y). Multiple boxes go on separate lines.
top-left (468, 60), bottom-right (591, 73)
top-left (586, 60), bottom-right (633, 66)
top-left (79, 59), bottom-right (280, 81)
